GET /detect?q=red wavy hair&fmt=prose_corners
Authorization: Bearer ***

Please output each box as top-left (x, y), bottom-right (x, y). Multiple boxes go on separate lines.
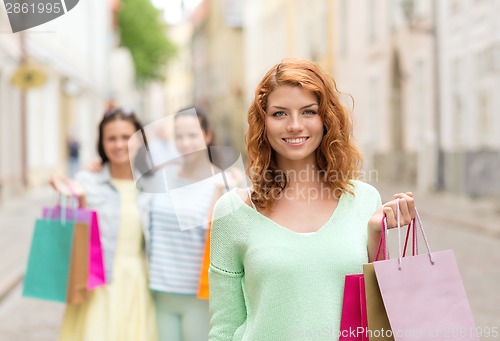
top-left (246, 59), bottom-right (362, 210)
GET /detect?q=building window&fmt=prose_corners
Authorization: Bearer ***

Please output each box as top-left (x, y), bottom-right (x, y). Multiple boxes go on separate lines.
top-left (368, 76), bottom-right (379, 146)
top-left (477, 90), bottom-right (492, 146)
top-left (389, 0), bottom-right (402, 33)
top-left (414, 60), bottom-right (426, 146)
top-left (367, 0), bottom-right (376, 44)
top-left (340, 0), bottom-right (348, 57)
top-left (450, 0), bottom-right (461, 14)
top-left (451, 58), bottom-right (463, 148)
top-left (476, 47), bottom-right (494, 77)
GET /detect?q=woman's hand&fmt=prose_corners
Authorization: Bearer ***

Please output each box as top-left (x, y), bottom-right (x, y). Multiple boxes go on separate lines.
top-left (211, 166), bottom-right (247, 210)
top-left (49, 175), bottom-right (86, 208)
top-left (224, 166), bottom-right (247, 189)
top-left (214, 166), bottom-right (246, 194)
top-left (367, 192), bottom-right (415, 262)
top-left (86, 160), bottom-right (103, 173)
top-left (368, 192), bottom-right (415, 232)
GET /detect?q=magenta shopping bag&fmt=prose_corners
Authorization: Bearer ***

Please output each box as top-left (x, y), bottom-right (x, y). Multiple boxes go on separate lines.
top-left (43, 206), bottom-right (106, 289)
top-left (339, 274), bottom-right (368, 341)
top-left (373, 207), bottom-right (479, 341)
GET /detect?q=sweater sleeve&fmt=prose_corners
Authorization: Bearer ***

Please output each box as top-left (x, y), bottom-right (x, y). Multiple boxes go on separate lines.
top-left (208, 193), bottom-right (247, 340)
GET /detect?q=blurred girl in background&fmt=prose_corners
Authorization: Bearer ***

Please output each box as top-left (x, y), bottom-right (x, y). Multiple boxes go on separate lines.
top-left (51, 107), bottom-right (157, 341)
top-left (149, 108), bottom-right (237, 341)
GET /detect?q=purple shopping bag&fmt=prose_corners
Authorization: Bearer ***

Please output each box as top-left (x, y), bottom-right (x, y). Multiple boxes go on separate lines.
top-left (43, 206), bottom-right (106, 289)
top-left (373, 207), bottom-right (479, 341)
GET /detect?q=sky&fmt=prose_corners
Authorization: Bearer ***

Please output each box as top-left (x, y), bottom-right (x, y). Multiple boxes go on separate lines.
top-left (152, 0), bottom-right (202, 24)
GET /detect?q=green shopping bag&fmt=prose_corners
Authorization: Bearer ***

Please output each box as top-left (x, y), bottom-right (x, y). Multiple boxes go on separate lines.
top-left (22, 215), bottom-right (75, 303)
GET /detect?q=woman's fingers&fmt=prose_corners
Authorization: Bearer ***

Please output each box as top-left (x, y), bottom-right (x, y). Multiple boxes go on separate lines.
top-left (394, 192), bottom-right (416, 221)
top-left (86, 160), bottom-right (103, 172)
top-left (49, 175), bottom-right (87, 208)
top-left (397, 199), bottom-right (412, 225)
top-left (383, 206), bottom-right (397, 227)
top-left (383, 192), bottom-right (416, 229)
top-left (49, 175), bottom-right (71, 196)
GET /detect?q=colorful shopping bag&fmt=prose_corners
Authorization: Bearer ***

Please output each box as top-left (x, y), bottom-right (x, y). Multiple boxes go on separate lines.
top-left (66, 222), bottom-right (89, 304)
top-left (339, 216), bottom-right (401, 341)
top-left (43, 206), bottom-right (106, 289)
top-left (23, 217), bottom-right (75, 302)
top-left (339, 274), bottom-right (368, 340)
top-left (363, 218), bottom-right (397, 341)
top-left (373, 208), bottom-right (479, 341)
top-left (197, 223), bottom-right (211, 300)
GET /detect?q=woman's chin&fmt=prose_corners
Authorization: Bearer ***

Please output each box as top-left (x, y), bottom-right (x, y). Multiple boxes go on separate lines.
top-left (109, 158), bottom-right (131, 167)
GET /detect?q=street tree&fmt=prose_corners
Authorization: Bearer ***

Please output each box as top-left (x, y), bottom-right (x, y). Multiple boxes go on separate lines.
top-left (118, 0), bottom-right (176, 84)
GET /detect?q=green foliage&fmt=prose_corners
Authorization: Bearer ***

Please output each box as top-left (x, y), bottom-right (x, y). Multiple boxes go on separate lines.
top-left (118, 0), bottom-right (176, 84)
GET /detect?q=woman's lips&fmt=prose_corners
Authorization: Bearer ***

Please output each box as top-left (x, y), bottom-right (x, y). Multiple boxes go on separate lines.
top-left (282, 137), bottom-right (309, 145)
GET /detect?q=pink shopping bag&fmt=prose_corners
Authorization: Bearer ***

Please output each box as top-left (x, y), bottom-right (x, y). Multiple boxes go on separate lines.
top-left (43, 206), bottom-right (106, 289)
top-left (339, 274), bottom-right (368, 341)
top-left (373, 207), bottom-right (479, 341)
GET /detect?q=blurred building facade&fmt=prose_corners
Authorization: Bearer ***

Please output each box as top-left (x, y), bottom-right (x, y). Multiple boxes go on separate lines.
top-left (0, 12), bottom-right (24, 203)
top-left (159, 17), bottom-right (195, 150)
top-left (243, 0), bottom-right (334, 104)
top-left (164, 20), bottom-right (194, 118)
top-left (162, 0), bottom-right (335, 163)
top-left (188, 0), bottom-right (246, 153)
top-left (148, 0), bottom-right (500, 199)
top-left (438, 0), bottom-right (500, 197)
top-left (334, 0), bottom-right (500, 198)
top-left (0, 0), bottom-right (137, 203)
top-left (334, 0), bottom-right (437, 192)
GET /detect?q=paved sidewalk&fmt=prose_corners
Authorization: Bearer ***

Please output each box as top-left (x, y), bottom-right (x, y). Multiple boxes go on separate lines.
top-left (376, 182), bottom-right (500, 238)
top-left (0, 186), bottom-right (55, 301)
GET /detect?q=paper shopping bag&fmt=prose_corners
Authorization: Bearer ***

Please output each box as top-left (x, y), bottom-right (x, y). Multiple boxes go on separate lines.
top-left (362, 216), bottom-right (412, 341)
top-left (23, 218), bottom-right (75, 303)
top-left (66, 222), bottom-right (89, 304)
top-left (197, 224), bottom-right (210, 300)
top-left (373, 250), bottom-right (478, 341)
top-left (373, 210), bottom-right (479, 341)
top-left (363, 263), bottom-right (393, 341)
top-left (43, 206), bottom-right (106, 289)
top-left (339, 274), bottom-right (368, 341)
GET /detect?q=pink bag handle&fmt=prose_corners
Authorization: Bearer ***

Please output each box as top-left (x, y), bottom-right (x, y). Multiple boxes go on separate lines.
top-left (382, 200), bottom-right (435, 270)
top-left (414, 207), bottom-right (435, 265)
top-left (402, 217), bottom-right (417, 257)
top-left (46, 194), bottom-right (68, 224)
top-left (378, 215), bottom-right (416, 261)
top-left (47, 193), bottom-right (77, 225)
top-left (375, 218), bottom-right (387, 261)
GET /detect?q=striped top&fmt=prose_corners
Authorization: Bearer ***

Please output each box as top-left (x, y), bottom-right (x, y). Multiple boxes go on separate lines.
top-left (149, 166), bottom-right (221, 295)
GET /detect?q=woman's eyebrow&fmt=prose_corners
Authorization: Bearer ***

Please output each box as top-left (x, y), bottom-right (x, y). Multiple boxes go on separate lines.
top-left (271, 103), bottom-right (319, 110)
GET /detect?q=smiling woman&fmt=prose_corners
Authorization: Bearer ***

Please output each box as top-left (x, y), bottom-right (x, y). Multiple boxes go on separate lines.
top-left (246, 59), bottom-right (363, 211)
top-left (51, 108), bottom-right (158, 341)
top-left (208, 59), bottom-right (416, 341)
top-left (265, 85), bottom-right (324, 169)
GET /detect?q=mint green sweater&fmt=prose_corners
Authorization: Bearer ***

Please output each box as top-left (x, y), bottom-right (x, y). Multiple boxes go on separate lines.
top-left (208, 180), bottom-right (382, 341)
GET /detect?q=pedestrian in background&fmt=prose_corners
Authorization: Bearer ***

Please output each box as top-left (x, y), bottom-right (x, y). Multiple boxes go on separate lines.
top-left (81, 107), bottom-right (242, 341)
top-left (148, 108), bottom-right (236, 341)
top-left (67, 135), bottom-right (80, 179)
top-left (208, 59), bottom-right (415, 340)
top-left (51, 107), bottom-right (158, 341)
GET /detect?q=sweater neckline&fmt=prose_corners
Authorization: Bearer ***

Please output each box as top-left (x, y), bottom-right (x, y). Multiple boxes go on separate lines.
top-left (230, 188), bottom-right (348, 237)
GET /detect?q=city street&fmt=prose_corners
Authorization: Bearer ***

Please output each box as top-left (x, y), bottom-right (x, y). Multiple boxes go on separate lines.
top-left (0, 185), bottom-right (499, 340)
top-left (2, 0), bottom-right (500, 340)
